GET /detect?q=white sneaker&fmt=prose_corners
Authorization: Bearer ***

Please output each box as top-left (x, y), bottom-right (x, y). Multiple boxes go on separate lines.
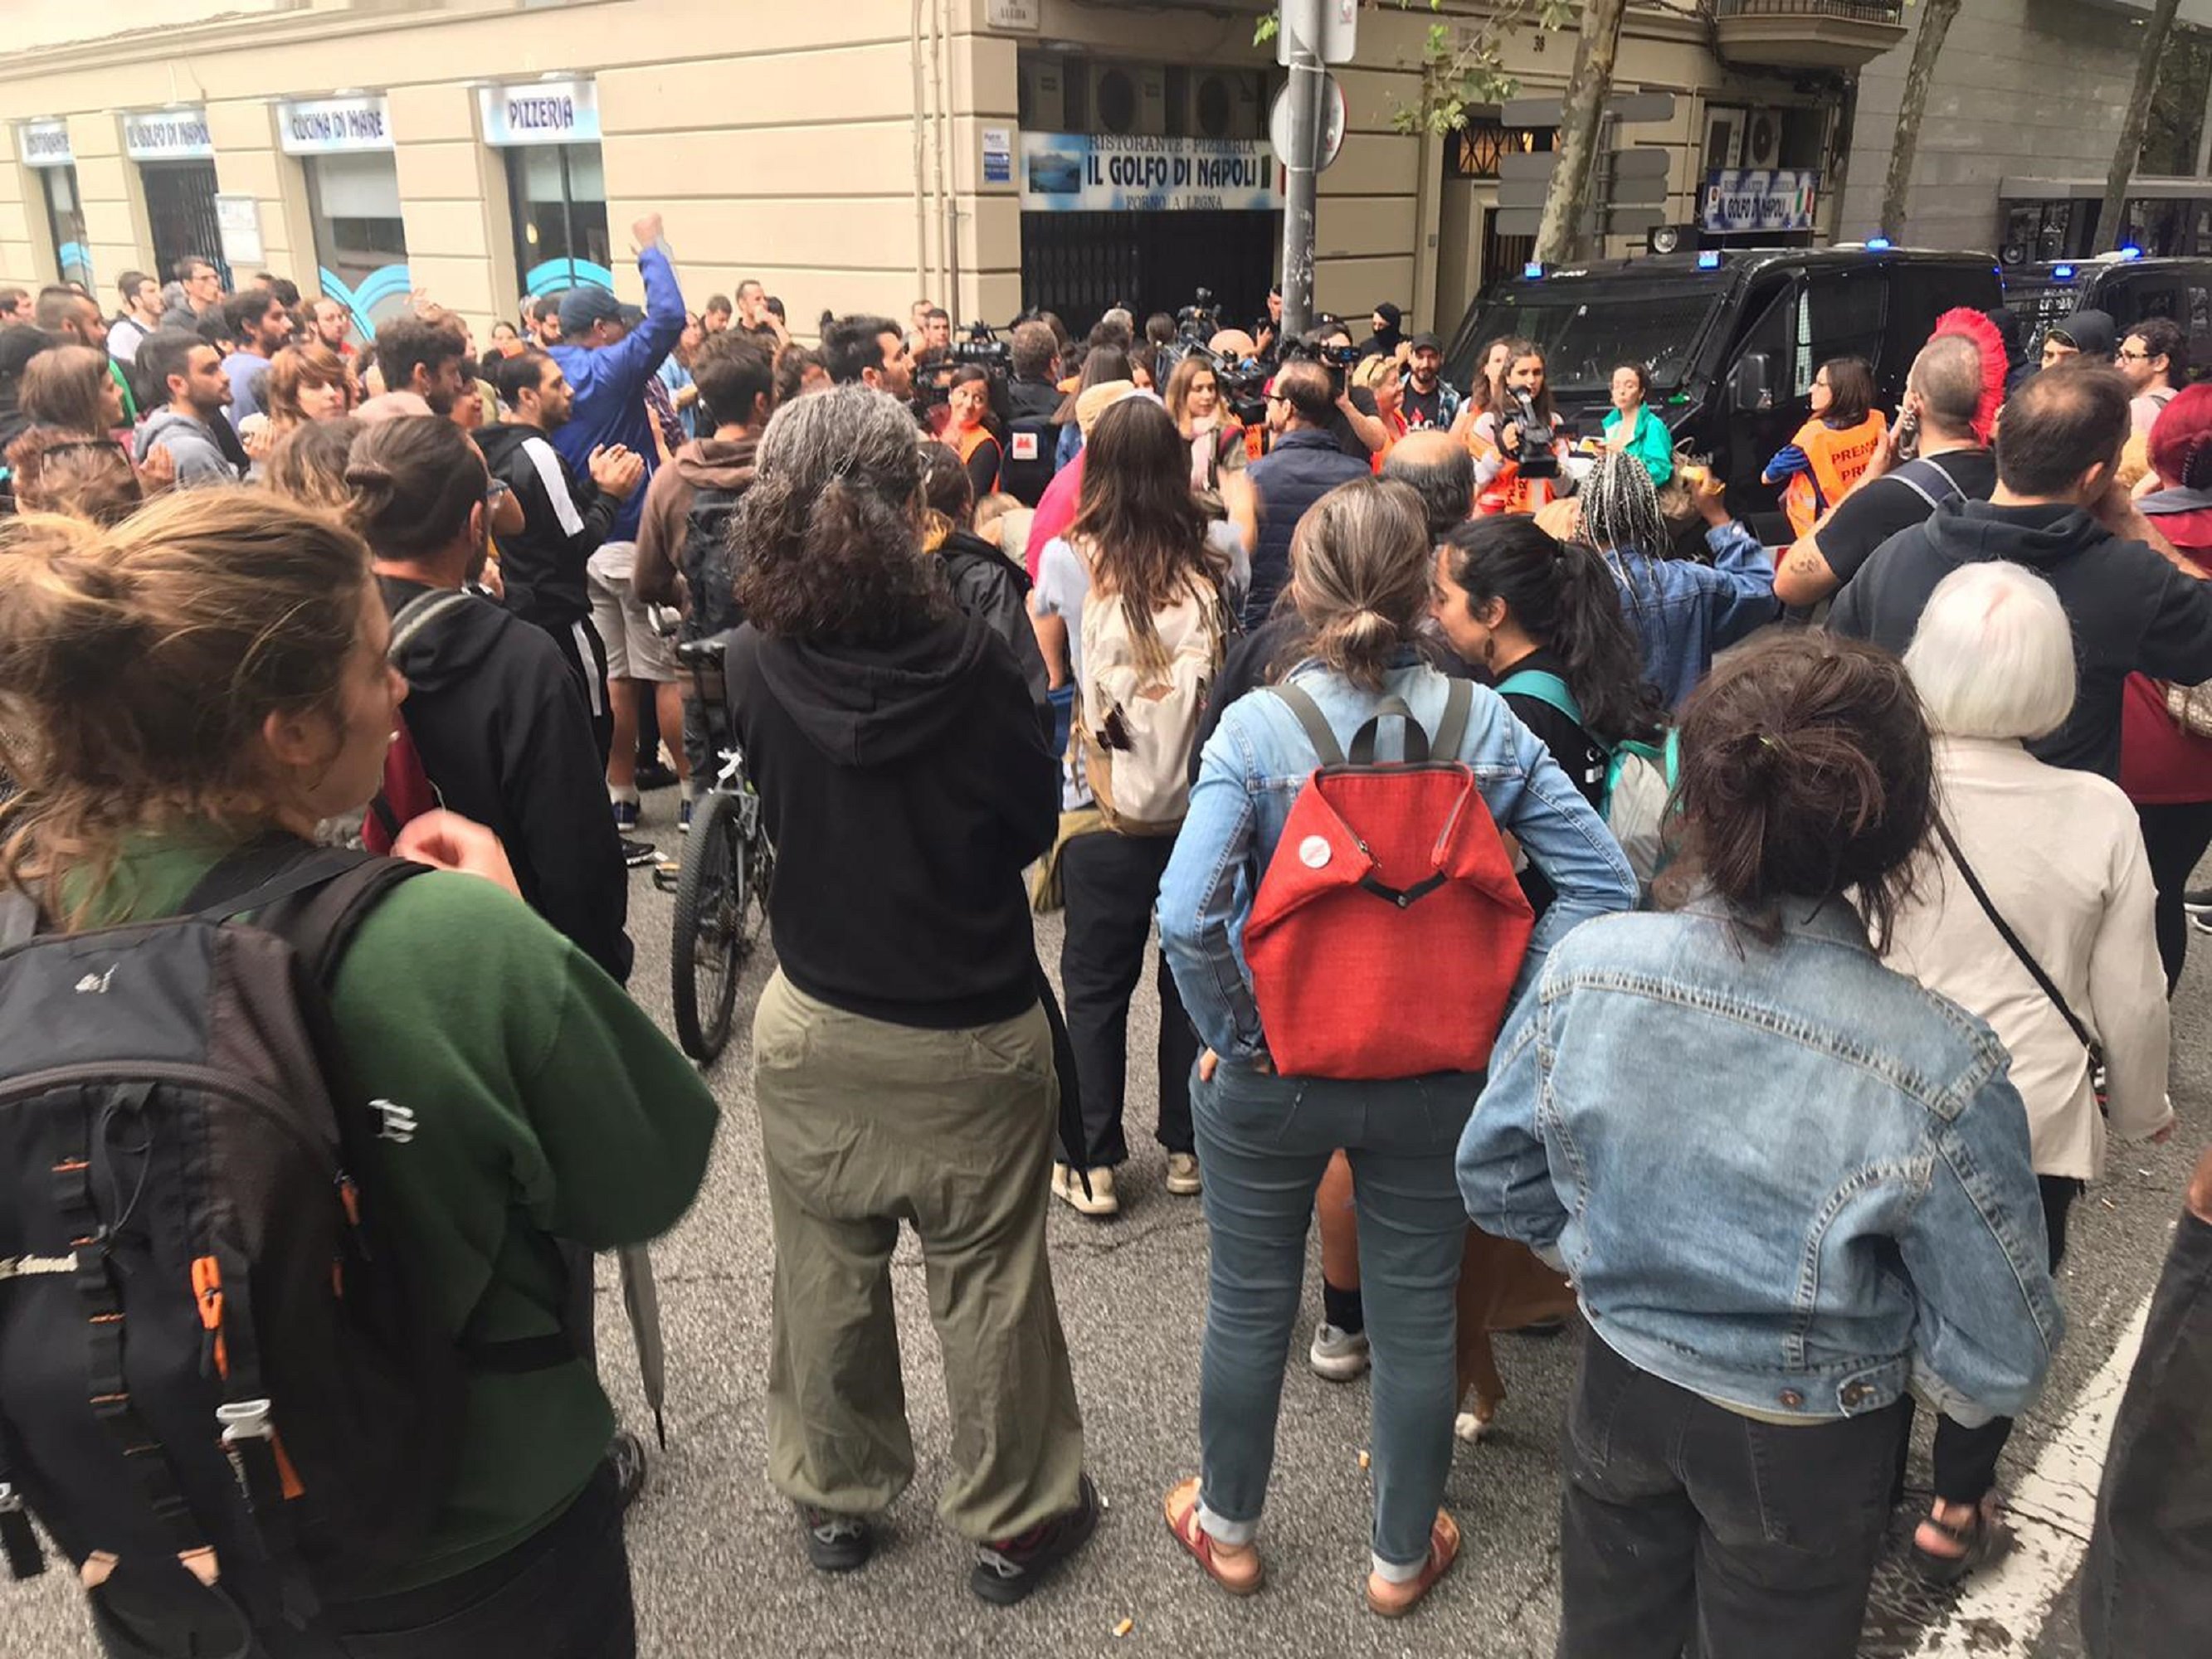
top-left (1165, 1152), bottom-right (1201, 1195)
top-left (1052, 1163), bottom-right (1119, 1217)
top-left (1308, 1321), bottom-right (1372, 1382)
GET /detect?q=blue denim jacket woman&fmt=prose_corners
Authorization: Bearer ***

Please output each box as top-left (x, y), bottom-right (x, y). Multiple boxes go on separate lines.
top-left (1456, 630), bottom-right (2061, 1659)
top-left (1580, 448), bottom-right (1778, 708)
top-left (1152, 478), bottom-right (1635, 1618)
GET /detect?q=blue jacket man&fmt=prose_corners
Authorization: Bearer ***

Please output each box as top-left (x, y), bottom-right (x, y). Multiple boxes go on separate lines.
top-left (1243, 360), bottom-right (1372, 627)
top-left (549, 214), bottom-right (686, 544)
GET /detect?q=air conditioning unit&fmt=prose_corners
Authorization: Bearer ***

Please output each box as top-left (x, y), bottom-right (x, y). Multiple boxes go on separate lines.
top-left (1743, 106), bottom-right (1784, 171)
top-left (1018, 58), bottom-right (1068, 132)
top-left (1702, 105), bottom-right (1744, 172)
top-left (1185, 69), bottom-right (1264, 141)
top-left (1090, 62), bottom-right (1167, 137)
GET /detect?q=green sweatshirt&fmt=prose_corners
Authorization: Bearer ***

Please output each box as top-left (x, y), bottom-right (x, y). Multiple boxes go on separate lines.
top-left (79, 834), bottom-right (721, 1590)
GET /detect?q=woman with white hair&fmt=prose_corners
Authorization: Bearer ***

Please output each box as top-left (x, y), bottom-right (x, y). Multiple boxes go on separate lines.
top-left (1888, 560), bottom-right (2172, 1584)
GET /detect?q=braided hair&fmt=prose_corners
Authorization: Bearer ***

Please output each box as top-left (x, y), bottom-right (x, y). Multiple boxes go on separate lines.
top-left (1576, 448), bottom-right (1674, 635)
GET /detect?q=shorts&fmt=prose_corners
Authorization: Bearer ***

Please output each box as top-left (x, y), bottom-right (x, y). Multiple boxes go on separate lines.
top-left (586, 542), bottom-right (676, 684)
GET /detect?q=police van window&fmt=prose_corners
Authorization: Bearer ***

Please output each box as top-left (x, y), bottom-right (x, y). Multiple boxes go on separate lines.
top-left (1796, 275), bottom-right (1887, 396)
top-left (2190, 285), bottom-right (2210, 337)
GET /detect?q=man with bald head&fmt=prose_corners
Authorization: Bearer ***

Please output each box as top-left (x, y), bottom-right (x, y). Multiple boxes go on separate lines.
top-left (1382, 428), bottom-right (1476, 545)
top-left (1773, 332), bottom-right (1997, 608)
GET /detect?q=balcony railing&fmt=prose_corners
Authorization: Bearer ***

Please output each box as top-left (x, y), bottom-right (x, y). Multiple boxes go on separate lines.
top-left (1715, 0), bottom-right (1905, 22)
top-left (1713, 0), bottom-right (1909, 69)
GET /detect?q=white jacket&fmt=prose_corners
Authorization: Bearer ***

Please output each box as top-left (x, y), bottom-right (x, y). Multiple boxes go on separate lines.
top-left (1887, 735), bottom-right (2171, 1180)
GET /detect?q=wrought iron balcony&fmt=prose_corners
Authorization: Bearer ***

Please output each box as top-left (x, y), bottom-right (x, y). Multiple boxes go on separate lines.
top-left (1713, 0), bottom-right (1909, 69)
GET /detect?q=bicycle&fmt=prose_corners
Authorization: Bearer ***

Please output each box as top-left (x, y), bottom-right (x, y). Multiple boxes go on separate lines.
top-left (659, 632), bottom-right (773, 1064)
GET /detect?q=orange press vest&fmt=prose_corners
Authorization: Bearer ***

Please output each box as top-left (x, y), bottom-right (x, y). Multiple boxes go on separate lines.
top-left (1782, 410), bottom-right (1888, 539)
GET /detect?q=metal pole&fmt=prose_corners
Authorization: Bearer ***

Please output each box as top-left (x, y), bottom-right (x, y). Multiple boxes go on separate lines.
top-left (1279, 0), bottom-right (1323, 339)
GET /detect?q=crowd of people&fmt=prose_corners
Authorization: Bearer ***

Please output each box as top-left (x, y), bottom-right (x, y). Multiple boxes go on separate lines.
top-left (0, 226), bottom-right (2209, 1659)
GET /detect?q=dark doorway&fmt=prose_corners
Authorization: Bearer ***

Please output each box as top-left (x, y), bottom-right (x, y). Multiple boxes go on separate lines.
top-left (1480, 207), bottom-right (1533, 295)
top-left (142, 160), bottom-right (225, 287)
top-left (1021, 209), bottom-right (1279, 337)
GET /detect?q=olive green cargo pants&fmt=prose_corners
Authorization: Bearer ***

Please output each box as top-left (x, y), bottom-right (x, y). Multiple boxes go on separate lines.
top-left (753, 971), bottom-right (1087, 1541)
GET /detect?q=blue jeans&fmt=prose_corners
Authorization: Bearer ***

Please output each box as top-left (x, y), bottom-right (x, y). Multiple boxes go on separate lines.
top-left (1192, 1059), bottom-right (1476, 1573)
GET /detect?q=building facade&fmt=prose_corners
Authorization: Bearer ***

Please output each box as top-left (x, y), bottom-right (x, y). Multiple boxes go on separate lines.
top-left (1837, 0), bottom-right (2212, 260)
top-left (0, 0), bottom-right (1899, 345)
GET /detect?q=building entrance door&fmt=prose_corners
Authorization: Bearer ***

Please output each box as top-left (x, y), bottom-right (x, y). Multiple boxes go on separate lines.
top-left (1021, 209), bottom-right (1279, 338)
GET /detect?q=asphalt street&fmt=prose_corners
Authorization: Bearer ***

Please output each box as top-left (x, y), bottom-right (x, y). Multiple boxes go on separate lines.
top-left (3, 810), bottom-right (2203, 1659)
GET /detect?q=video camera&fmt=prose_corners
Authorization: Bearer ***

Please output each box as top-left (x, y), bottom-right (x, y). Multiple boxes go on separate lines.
top-left (1175, 287), bottom-right (1223, 346)
top-left (1502, 388), bottom-right (1561, 480)
top-left (1279, 329), bottom-right (1363, 397)
top-left (917, 319), bottom-right (1017, 411)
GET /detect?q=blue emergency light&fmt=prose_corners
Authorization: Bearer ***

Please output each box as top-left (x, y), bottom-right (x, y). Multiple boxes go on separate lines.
top-left (2054, 264), bottom-right (2076, 280)
top-left (1697, 251), bottom-right (1722, 270)
top-left (1523, 261), bottom-right (1545, 280)
top-left (1864, 237), bottom-right (1893, 251)
top-left (2119, 245), bottom-right (2145, 260)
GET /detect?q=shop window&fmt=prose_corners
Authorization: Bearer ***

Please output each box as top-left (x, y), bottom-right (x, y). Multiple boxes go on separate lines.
top-left (306, 153), bottom-right (409, 341)
top-left (509, 143), bottom-right (611, 297)
top-left (39, 165), bottom-right (91, 290)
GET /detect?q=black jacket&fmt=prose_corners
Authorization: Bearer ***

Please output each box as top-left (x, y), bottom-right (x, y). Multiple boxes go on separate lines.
top-left (1245, 428), bottom-right (1372, 626)
top-left (1828, 497), bottom-right (2212, 779)
top-left (727, 614), bottom-right (1055, 1029)
top-left (378, 576), bottom-right (632, 983)
top-left (477, 422), bottom-right (620, 628)
top-left (1001, 375), bottom-right (1065, 508)
top-left (939, 529), bottom-right (1052, 732)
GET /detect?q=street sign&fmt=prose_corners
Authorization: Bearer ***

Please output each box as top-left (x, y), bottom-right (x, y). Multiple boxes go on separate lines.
top-left (1499, 90), bottom-right (1678, 127)
top-left (1611, 148), bottom-right (1672, 179)
top-left (1498, 152), bottom-right (1559, 183)
top-left (1278, 0), bottom-right (1359, 66)
top-left (1493, 207), bottom-right (1544, 236)
top-left (1604, 207), bottom-right (1669, 234)
top-left (1270, 72), bottom-right (1347, 172)
top-left (1606, 173), bottom-right (1672, 207)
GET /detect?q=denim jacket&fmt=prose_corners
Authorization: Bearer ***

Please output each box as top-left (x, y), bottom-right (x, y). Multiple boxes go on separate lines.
top-left (1458, 895), bottom-right (2063, 1427)
top-left (1157, 654), bottom-right (1638, 1063)
top-left (1605, 521), bottom-right (1778, 708)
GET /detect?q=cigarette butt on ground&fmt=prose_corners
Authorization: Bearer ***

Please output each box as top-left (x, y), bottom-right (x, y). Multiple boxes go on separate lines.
top-left (1358, 1449), bottom-right (1372, 1470)
top-left (1113, 1617), bottom-right (1134, 1638)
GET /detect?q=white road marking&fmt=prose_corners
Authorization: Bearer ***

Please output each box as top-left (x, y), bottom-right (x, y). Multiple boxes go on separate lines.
top-left (1911, 1290), bottom-right (2156, 1657)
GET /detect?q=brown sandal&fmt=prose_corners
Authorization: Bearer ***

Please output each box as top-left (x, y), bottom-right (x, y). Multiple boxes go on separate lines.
top-left (1366, 1510), bottom-right (1460, 1618)
top-left (1163, 1477), bottom-right (1264, 1596)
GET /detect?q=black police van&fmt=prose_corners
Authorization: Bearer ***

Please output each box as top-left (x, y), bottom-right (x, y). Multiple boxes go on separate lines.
top-left (1442, 246), bottom-right (2005, 522)
top-left (2004, 254), bottom-right (2212, 377)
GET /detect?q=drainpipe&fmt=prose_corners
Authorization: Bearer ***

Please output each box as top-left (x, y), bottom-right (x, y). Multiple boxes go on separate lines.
top-left (913, 0), bottom-right (930, 304)
top-left (934, 0), bottom-right (960, 317)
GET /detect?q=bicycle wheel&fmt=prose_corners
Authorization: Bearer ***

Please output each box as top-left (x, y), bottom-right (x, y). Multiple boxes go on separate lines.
top-left (738, 794), bottom-right (775, 954)
top-left (670, 789), bottom-right (746, 1063)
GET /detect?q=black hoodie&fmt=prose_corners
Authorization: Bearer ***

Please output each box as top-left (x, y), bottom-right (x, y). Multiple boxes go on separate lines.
top-left (728, 614), bottom-right (1056, 1029)
top-left (938, 528), bottom-right (1053, 732)
top-left (476, 421), bottom-right (620, 628)
top-left (1828, 496), bottom-right (2212, 779)
top-left (378, 576), bottom-right (633, 982)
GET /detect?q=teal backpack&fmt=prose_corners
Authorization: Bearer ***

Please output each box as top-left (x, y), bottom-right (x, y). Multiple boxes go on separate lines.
top-left (1495, 668), bottom-right (1678, 889)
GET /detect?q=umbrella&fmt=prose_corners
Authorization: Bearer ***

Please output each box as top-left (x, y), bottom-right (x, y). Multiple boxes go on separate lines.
top-left (617, 1243), bottom-right (667, 1449)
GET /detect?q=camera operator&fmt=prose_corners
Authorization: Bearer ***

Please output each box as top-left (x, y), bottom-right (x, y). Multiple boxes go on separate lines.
top-left (1253, 284), bottom-right (1284, 364)
top-left (1001, 319), bottom-right (1064, 507)
top-left (1305, 318), bottom-right (1391, 461)
top-left (1469, 339), bottom-right (1571, 513)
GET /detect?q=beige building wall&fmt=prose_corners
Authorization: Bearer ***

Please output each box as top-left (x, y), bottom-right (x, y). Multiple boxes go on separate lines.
top-left (0, 0), bottom-right (1841, 340)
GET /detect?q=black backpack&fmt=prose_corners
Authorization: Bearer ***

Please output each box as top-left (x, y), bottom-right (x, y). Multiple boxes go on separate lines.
top-left (679, 483), bottom-right (748, 641)
top-left (0, 842), bottom-right (502, 1632)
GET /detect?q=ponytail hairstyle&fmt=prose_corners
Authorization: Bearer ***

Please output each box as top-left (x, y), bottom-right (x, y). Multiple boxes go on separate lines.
top-left (1276, 477), bottom-right (1433, 690)
top-left (342, 415), bottom-right (486, 563)
top-left (1664, 630), bottom-right (1934, 948)
top-left (733, 383), bottom-right (951, 644)
top-left (0, 492), bottom-right (374, 926)
top-left (1440, 516), bottom-right (1665, 747)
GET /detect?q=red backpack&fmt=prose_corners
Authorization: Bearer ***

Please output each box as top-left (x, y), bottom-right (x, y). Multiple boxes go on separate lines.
top-left (361, 591), bottom-right (470, 855)
top-left (1241, 680), bottom-right (1534, 1080)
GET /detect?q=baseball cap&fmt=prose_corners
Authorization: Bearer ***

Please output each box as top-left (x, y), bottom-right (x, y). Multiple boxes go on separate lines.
top-left (1409, 331), bottom-right (1443, 353)
top-left (557, 285), bottom-right (625, 337)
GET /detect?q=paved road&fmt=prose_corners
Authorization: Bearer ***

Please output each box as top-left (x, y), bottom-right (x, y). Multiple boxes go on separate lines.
top-left (4, 815), bottom-right (2202, 1658)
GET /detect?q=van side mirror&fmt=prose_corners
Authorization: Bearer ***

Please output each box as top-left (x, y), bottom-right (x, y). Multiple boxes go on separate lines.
top-left (1730, 353), bottom-right (1775, 414)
